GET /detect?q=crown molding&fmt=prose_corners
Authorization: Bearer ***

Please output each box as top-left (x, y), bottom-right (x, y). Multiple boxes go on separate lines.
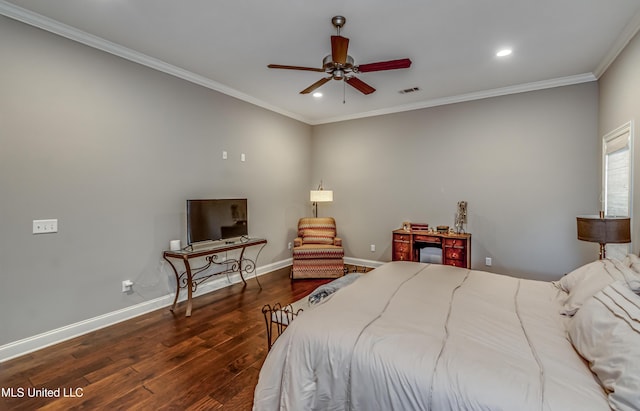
top-left (0, 0), bottom-right (309, 124)
top-left (594, 10), bottom-right (640, 78)
top-left (311, 73), bottom-right (597, 125)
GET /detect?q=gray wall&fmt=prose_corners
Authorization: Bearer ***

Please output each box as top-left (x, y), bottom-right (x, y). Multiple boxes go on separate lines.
top-left (599, 31), bottom-right (640, 252)
top-left (311, 83), bottom-right (600, 280)
top-left (0, 17), bottom-right (312, 346)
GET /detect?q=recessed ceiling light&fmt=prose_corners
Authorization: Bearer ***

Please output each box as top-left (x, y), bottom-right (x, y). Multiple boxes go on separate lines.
top-left (313, 92), bottom-right (323, 98)
top-left (496, 49), bottom-right (512, 57)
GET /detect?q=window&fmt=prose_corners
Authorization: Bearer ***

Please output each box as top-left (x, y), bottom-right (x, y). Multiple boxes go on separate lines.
top-left (602, 121), bottom-right (633, 260)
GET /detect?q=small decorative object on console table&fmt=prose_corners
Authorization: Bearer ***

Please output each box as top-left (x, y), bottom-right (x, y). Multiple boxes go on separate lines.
top-left (392, 228), bottom-right (471, 268)
top-left (576, 212), bottom-right (630, 259)
top-left (163, 238), bottom-right (267, 317)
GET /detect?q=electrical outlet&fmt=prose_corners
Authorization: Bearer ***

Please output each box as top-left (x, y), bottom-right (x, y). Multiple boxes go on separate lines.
top-left (485, 257), bottom-right (492, 266)
top-left (122, 280), bottom-right (134, 293)
top-left (288, 242), bottom-right (292, 250)
top-left (33, 219), bottom-right (58, 234)
top-left (370, 244), bottom-right (376, 252)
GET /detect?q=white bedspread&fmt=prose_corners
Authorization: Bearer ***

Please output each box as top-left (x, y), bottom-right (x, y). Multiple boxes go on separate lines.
top-left (253, 262), bottom-right (609, 410)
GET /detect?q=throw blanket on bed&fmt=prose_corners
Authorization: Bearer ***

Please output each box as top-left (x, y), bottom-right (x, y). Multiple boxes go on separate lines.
top-left (308, 272), bottom-right (362, 305)
top-left (253, 261), bottom-right (609, 411)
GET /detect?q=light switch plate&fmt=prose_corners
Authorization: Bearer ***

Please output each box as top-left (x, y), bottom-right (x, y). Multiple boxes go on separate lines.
top-left (33, 219), bottom-right (58, 234)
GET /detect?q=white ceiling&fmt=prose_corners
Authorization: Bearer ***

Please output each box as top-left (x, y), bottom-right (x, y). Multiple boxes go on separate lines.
top-left (2, 0), bottom-right (640, 125)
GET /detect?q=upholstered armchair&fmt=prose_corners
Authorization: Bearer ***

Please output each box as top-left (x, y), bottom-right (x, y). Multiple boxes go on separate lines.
top-left (291, 217), bottom-right (344, 279)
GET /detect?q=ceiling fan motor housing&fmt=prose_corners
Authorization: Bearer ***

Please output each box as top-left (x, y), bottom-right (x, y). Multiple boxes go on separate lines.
top-left (323, 54), bottom-right (354, 72)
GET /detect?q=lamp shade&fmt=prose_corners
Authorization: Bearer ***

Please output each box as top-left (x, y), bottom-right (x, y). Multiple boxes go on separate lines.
top-left (310, 190), bottom-right (333, 202)
top-left (576, 216), bottom-right (631, 244)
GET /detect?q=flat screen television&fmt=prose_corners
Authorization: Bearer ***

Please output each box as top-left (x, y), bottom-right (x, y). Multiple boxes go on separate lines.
top-left (186, 198), bottom-right (248, 245)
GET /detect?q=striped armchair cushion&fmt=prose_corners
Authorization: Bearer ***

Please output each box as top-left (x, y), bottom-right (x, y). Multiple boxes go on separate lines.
top-left (292, 244), bottom-right (345, 260)
top-left (302, 229), bottom-right (335, 245)
top-left (298, 217), bottom-right (337, 238)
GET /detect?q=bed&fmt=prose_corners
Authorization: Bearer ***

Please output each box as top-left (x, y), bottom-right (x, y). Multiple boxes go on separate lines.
top-left (253, 261), bottom-right (640, 411)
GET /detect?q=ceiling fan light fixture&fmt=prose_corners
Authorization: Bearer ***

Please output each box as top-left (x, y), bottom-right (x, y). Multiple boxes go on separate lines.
top-left (333, 69), bottom-right (345, 80)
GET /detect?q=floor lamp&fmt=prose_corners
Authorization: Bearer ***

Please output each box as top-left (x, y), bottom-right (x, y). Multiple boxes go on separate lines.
top-left (310, 181), bottom-right (333, 218)
top-left (577, 213), bottom-right (631, 259)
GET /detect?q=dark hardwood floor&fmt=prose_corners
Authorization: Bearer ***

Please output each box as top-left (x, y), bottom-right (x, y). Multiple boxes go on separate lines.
top-left (0, 267), bottom-right (333, 411)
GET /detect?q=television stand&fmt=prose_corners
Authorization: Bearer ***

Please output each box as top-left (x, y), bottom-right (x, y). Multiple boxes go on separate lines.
top-left (163, 238), bottom-right (267, 317)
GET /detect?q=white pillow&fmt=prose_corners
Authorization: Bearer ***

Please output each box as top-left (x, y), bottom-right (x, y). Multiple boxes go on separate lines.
top-left (567, 282), bottom-right (640, 411)
top-left (554, 259), bottom-right (640, 316)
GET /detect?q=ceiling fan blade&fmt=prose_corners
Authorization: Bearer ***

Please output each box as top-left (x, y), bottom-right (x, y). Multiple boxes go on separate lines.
top-left (331, 35), bottom-right (350, 65)
top-left (300, 77), bottom-right (332, 94)
top-left (268, 64), bottom-right (325, 72)
top-left (357, 58), bottom-right (412, 73)
top-left (345, 77), bottom-right (376, 95)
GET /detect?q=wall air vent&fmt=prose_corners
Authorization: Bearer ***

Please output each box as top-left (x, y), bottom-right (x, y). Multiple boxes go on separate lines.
top-left (399, 87), bottom-right (420, 94)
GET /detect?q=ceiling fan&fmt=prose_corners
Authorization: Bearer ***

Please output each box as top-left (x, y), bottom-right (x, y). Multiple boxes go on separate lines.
top-left (268, 16), bottom-right (412, 96)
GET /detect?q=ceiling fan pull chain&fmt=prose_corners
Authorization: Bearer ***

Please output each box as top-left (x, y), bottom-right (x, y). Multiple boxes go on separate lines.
top-left (343, 80), bottom-right (346, 104)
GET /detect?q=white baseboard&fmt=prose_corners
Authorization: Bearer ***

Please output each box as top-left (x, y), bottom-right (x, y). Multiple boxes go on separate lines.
top-left (0, 258), bottom-right (293, 363)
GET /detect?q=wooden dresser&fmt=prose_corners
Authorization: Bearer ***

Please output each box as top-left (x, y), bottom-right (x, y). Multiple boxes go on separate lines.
top-left (392, 229), bottom-right (471, 268)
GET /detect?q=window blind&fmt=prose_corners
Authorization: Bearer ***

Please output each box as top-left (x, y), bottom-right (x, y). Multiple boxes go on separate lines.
top-left (603, 122), bottom-right (633, 260)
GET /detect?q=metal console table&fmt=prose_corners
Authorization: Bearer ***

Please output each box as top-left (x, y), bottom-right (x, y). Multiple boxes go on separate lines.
top-left (163, 238), bottom-right (267, 317)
